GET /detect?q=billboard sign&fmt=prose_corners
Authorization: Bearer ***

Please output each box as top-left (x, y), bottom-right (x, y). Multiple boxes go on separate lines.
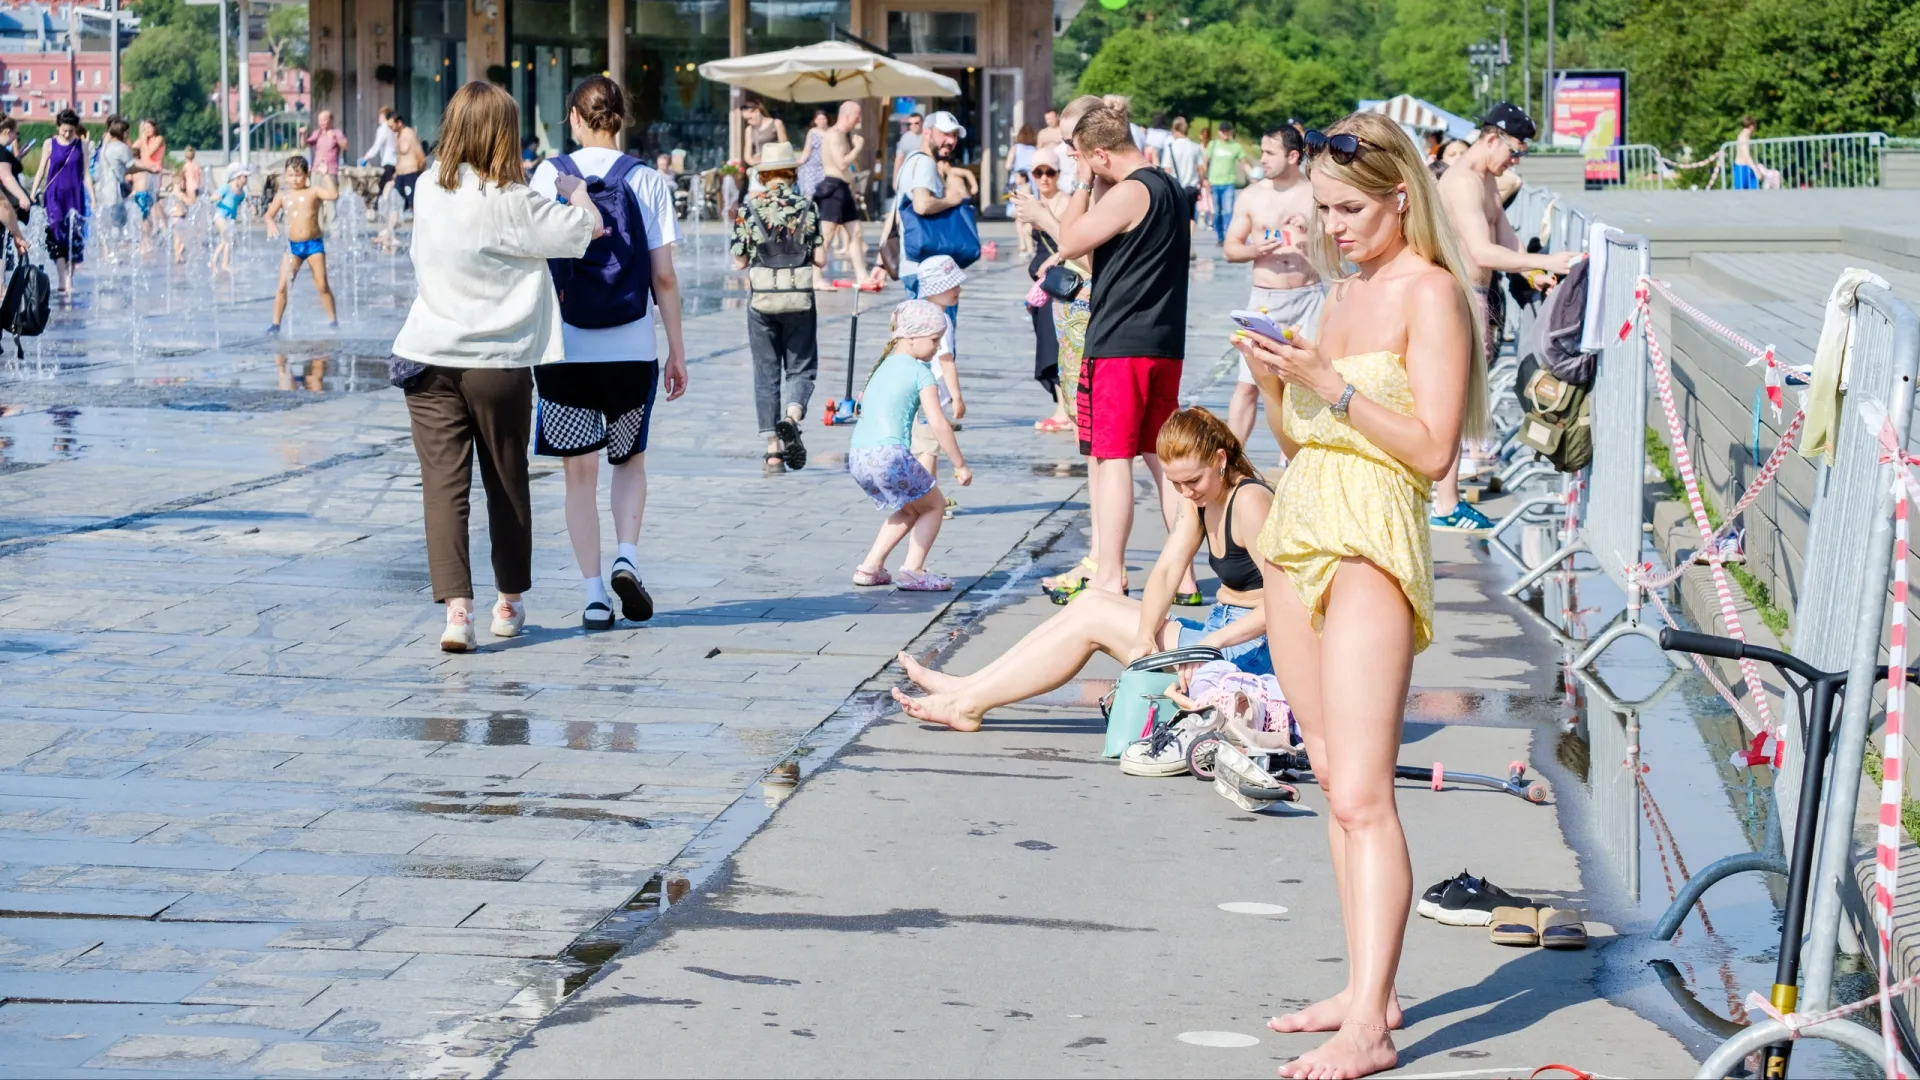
top-left (1551, 70), bottom-right (1628, 183)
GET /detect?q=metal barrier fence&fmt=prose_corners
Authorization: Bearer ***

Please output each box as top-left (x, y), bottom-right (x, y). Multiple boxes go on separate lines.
top-left (1710, 131), bottom-right (1887, 189)
top-left (1503, 234), bottom-right (1673, 675)
top-left (1665, 284), bottom-right (1920, 1075)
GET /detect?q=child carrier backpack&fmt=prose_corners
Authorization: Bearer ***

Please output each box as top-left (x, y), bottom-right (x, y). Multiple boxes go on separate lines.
top-left (744, 198), bottom-right (815, 315)
top-left (546, 153), bottom-right (651, 329)
top-left (0, 258), bottom-right (50, 358)
top-left (1520, 257), bottom-right (1596, 386)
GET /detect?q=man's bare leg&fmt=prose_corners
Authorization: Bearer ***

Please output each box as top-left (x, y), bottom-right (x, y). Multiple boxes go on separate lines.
top-left (1227, 381), bottom-right (1259, 447)
top-left (1087, 455), bottom-right (1134, 594)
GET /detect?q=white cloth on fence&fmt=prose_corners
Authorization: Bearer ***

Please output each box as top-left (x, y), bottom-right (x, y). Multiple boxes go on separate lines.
top-left (1579, 219), bottom-right (1621, 352)
top-left (1800, 267), bottom-right (1894, 460)
top-left (1535, 196), bottom-right (1559, 248)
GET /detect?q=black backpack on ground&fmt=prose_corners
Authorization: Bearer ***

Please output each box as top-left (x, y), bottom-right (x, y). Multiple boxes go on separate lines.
top-left (0, 258), bottom-right (50, 358)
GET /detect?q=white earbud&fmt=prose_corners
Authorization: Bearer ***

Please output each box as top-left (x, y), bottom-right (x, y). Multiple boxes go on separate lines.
top-left (1397, 191), bottom-right (1407, 212)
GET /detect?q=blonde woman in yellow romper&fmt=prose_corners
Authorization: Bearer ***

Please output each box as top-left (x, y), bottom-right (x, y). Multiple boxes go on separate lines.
top-left (1231, 111), bottom-right (1486, 1080)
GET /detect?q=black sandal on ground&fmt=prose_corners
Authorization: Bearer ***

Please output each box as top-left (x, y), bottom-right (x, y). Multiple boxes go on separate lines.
top-left (775, 419), bottom-right (807, 471)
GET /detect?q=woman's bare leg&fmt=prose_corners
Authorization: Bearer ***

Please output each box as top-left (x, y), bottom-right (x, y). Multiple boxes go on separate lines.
top-left (1278, 557), bottom-right (1413, 1080)
top-left (562, 454), bottom-right (601, 579)
top-left (1263, 560), bottom-right (1404, 1038)
top-left (894, 590), bottom-right (1147, 731)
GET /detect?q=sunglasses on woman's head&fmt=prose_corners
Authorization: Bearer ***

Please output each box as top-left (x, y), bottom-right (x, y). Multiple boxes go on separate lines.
top-left (1030, 167), bottom-right (1058, 178)
top-left (1303, 130), bottom-right (1368, 165)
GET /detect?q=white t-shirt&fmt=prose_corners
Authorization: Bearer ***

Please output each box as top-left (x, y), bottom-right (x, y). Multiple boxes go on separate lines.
top-left (895, 151), bottom-right (943, 278)
top-left (1144, 127), bottom-right (1173, 160)
top-left (529, 147), bottom-right (679, 364)
top-left (1166, 136), bottom-right (1204, 189)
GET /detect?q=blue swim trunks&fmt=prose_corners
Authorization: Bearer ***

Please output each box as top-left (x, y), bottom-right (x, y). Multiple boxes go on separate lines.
top-left (131, 191), bottom-right (152, 217)
top-left (288, 238), bottom-right (325, 259)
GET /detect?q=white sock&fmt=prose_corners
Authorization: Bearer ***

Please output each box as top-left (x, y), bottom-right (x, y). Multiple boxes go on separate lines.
top-left (583, 577), bottom-right (609, 606)
top-left (616, 543), bottom-right (639, 567)
top-left (496, 596), bottom-right (523, 615)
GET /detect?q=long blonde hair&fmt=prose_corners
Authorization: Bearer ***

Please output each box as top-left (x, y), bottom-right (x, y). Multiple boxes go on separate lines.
top-left (1303, 111), bottom-right (1488, 440)
top-left (435, 81), bottom-right (525, 191)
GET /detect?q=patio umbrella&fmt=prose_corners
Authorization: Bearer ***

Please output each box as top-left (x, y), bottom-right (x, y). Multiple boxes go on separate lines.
top-left (697, 41), bottom-right (960, 103)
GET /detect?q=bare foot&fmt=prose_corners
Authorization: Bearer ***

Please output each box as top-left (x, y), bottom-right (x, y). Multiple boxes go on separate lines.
top-left (1277, 1021), bottom-right (1397, 1079)
top-left (896, 651), bottom-right (964, 693)
top-left (890, 687), bottom-right (985, 732)
top-left (1268, 990), bottom-right (1402, 1033)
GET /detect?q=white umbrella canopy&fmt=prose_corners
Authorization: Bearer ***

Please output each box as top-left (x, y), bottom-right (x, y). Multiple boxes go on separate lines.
top-left (697, 41), bottom-right (961, 103)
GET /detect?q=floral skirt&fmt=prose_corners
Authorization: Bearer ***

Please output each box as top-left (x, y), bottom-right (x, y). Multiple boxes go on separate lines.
top-left (848, 444), bottom-right (936, 513)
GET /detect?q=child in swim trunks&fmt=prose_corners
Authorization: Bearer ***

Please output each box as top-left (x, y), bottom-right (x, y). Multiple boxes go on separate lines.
top-left (847, 299), bottom-right (972, 592)
top-left (262, 156), bottom-right (339, 333)
top-left (210, 167), bottom-right (246, 271)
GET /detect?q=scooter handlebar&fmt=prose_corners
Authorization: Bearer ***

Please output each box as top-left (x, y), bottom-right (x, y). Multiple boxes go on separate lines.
top-left (1658, 628), bottom-right (1820, 680)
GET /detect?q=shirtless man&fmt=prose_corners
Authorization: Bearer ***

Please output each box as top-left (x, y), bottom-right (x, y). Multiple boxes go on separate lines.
top-left (814, 101), bottom-right (870, 284)
top-left (1434, 102), bottom-right (1574, 533)
top-left (1221, 124), bottom-right (1322, 446)
top-left (263, 156), bottom-right (340, 334)
top-left (391, 113), bottom-right (426, 213)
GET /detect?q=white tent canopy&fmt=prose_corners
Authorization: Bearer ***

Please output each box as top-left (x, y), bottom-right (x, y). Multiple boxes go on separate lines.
top-left (698, 41), bottom-right (960, 103)
top-left (1360, 95), bottom-right (1479, 141)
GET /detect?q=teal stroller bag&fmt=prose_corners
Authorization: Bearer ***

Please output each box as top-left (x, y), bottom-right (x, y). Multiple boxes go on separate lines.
top-left (1100, 646), bottom-right (1224, 758)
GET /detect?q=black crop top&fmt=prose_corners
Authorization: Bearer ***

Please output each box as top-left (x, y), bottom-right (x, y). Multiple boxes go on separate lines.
top-left (1199, 478), bottom-right (1269, 593)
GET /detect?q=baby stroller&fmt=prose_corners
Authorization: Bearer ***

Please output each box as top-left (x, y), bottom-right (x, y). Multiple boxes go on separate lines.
top-left (1104, 648), bottom-right (1303, 811)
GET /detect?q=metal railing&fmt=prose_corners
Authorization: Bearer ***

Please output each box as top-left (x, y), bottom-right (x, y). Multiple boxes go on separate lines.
top-left (1503, 233), bottom-right (1674, 675)
top-left (248, 111), bottom-right (309, 154)
top-left (1711, 131), bottom-right (1887, 189)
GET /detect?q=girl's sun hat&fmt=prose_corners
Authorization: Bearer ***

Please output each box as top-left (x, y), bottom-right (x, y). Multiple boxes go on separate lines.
top-left (891, 298), bottom-right (947, 340)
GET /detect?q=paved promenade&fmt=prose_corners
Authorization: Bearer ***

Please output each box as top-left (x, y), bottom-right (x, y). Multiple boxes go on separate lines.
top-left (0, 230), bottom-right (1706, 1078)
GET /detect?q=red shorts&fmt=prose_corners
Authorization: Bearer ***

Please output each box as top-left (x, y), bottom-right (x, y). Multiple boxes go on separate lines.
top-left (1076, 355), bottom-right (1183, 459)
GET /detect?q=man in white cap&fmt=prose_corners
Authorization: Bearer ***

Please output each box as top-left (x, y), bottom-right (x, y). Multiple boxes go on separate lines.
top-left (894, 110), bottom-right (972, 298)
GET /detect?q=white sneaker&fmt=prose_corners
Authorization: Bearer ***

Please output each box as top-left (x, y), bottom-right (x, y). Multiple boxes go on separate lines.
top-left (1120, 715), bottom-right (1212, 777)
top-left (440, 609), bottom-right (477, 653)
top-left (490, 599), bottom-right (525, 638)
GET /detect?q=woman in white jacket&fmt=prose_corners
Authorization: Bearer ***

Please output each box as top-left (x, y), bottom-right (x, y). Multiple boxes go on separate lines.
top-left (390, 80), bottom-right (602, 652)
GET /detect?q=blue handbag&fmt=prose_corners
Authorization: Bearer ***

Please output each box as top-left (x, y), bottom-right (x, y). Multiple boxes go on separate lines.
top-left (900, 196), bottom-right (981, 269)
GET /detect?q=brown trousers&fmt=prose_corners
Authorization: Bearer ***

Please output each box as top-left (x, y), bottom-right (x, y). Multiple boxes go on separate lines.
top-left (404, 366), bottom-right (534, 601)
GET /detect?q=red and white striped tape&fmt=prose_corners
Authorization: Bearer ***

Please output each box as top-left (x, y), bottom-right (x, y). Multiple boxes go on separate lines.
top-left (1632, 282), bottom-right (1780, 741)
top-left (1868, 405), bottom-right (1919, 1080)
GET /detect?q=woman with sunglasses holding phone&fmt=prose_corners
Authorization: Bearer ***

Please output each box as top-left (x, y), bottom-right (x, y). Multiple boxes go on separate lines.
top-left (1231, 111), bottom-right (1483, 1080)
top-left (1025, 148), bottom-right (1076, 433)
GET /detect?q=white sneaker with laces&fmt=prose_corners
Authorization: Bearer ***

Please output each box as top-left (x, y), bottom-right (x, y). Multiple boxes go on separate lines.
top-left (1120, 715), bottom-right (1211, 777)
top-left (441, 608), bottom-right (478, 653)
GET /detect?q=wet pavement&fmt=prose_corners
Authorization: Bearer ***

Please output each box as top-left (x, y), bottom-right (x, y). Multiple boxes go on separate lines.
top-left (0, 214), bottom-right (1249, 1077)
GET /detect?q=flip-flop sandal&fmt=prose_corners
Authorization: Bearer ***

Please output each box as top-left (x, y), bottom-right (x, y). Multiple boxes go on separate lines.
top-left (774, 419), bottom-right (807, 471)
top-left (1489, 906), bottom-right (1540, 947)
top-left (1538, 908), bottom-right (1588, 949)
top-left (1174, 591), bottom-right (1206, 606)
top-left (1041, 557), bottom-right (1096, 595)
top-left (1034, 416), bottom-right (1070, 433)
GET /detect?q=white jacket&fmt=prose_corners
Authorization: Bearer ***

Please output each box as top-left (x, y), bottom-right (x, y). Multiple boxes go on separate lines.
top-left (392, 163), bottom-right (596, 369)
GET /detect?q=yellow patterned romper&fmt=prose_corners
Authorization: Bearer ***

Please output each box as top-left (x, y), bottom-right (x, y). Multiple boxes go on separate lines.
top-left (1255, 352), bottom-right (1435, 653)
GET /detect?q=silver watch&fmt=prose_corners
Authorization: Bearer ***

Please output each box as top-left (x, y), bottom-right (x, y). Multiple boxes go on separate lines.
top-left (1330, 383), bottom-right (1357, 420)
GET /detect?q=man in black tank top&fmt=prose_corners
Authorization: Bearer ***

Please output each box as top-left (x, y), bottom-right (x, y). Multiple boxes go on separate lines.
top-left (1032, 101), bottom-right (1193, 597)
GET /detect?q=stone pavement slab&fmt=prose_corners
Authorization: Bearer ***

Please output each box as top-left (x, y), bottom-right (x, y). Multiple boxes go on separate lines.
top-left (0, 231), bottom-right (1257, 1075)
top-left (498, 569), bottom-right (1698, 1079)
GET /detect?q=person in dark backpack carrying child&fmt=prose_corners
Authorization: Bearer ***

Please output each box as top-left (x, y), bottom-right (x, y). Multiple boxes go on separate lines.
top-left (528, 76), bottom-right (689, 632)
top-left (730, 140), bottom-right (825, 474)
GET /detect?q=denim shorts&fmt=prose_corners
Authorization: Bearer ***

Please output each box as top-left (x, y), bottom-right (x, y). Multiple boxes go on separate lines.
top-left (1174, 602), bottom-right (1272, 676)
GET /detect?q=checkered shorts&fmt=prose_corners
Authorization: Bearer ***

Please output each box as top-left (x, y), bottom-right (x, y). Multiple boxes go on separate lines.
top-left (535, 399), bottom-right (654, 464)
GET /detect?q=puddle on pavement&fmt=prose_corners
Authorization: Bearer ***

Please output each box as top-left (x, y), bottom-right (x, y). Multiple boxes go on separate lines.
top-left (1522, 556), bottom-right (1881, 1077)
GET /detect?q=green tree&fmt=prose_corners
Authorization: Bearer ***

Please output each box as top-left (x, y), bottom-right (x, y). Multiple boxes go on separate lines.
top-left (1377, 0), bottom-right (1499, 115)
top-left (121, 0), bottom-right (221, 146)
top-left (1709, 0), bottom-right (1920, 137)
top-left (266, 5), bottom-right (309, 75)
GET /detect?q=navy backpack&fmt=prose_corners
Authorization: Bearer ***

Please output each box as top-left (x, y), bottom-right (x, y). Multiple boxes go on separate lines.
top-left (546, 153), bottom-right (651, 329)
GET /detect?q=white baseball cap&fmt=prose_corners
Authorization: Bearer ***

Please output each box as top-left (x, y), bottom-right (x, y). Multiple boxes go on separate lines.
top-left (926, 111), bottom-right (967, 138)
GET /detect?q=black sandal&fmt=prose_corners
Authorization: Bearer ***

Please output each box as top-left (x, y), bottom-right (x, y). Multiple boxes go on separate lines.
top-left (774, 419), bottom-right (807, 471)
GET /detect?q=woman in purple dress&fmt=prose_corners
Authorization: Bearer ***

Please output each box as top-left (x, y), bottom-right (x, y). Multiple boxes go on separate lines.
top-left (31, 108), bottom-right (90, 296)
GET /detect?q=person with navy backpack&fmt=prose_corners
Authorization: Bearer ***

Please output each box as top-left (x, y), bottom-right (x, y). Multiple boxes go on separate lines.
top-left (528, 76), bottom-right (688, 632)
